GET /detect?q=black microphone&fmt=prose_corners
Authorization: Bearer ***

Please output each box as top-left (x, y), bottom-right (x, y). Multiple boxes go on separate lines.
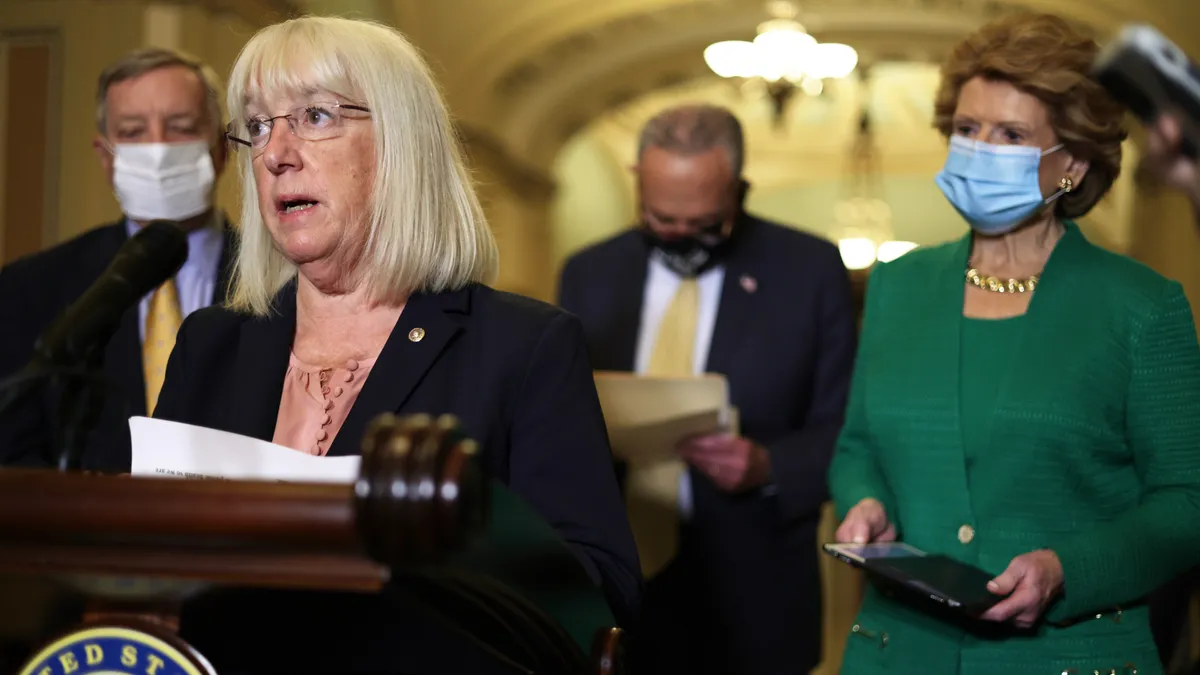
top-left (30, 220), bottom-right (189, 368)
top-left (0, 220), bottom-right (189, 470)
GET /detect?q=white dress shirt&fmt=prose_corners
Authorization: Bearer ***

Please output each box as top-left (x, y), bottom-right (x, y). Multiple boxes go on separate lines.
top-left (634, 252), bottom-right (726, 519)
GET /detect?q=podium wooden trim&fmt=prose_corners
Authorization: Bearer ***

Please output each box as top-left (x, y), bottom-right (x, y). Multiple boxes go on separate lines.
top-left (0, 473), bottom-right (385, 591)
top-left (0, 413), bottom-right (625, 675)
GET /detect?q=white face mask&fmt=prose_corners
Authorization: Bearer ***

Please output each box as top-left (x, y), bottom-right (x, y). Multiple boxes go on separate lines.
top-left (111, 141), bottom-right (215, 222)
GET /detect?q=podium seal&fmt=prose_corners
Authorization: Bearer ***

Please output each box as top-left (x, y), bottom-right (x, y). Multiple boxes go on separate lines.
top-left (18, 626), bottom-right (209, 675)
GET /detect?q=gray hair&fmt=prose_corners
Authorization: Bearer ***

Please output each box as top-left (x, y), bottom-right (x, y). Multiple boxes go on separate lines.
top-left (637, 104), bottom-right (745, 177)
top-left (95, 47), bottom-right (224, 138)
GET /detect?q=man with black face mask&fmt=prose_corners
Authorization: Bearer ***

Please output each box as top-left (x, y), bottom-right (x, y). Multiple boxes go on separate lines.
top-left (639, 185), bottom-right (741, 277)
top-left (557, 104), bottom-right (858, 675)
top-left (0, 47), bottom-right (234, 472)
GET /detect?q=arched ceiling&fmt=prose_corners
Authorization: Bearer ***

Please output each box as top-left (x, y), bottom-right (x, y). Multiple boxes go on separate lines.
top-left (294, 0), bottom-right (1199, 175)
top-left (592, 61), bottom-right (948, 191)
top-left (399, 0), bottom-right (1189, 171)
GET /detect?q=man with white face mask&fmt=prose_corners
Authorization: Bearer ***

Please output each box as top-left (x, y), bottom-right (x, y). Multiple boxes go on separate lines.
top-left (0, 47), bottom-right (234, 472)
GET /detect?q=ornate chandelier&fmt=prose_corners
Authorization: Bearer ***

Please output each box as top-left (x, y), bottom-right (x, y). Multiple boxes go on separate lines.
top-left (703, 1), bottom-right (858, 122)
top-left (835, 109), bottom-right (917, 270)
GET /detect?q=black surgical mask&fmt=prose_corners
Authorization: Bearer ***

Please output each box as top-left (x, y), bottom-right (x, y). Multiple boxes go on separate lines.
top-left (641, 219), bottom-right (734, 277)
top-left (640, 180), bottom-right (748, 276)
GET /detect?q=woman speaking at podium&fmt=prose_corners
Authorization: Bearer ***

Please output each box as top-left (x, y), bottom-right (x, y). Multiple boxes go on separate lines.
top-left (828, 13), bottom-right (1200, 675)
top-left (151, 15), bottom-right (640, 674)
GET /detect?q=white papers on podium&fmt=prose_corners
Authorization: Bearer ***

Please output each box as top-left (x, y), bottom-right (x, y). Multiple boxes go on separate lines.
top-left (128, 416), bottom-right (359, 484)
top-left (592, 372), bottom-right (737, 464)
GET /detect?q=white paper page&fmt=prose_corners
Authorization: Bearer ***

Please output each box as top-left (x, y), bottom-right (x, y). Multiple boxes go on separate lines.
top-left (129, 416), bottom-right (359, 484)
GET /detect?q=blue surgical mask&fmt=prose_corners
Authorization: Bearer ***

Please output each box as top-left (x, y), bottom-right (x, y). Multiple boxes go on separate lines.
top-left (935, 136), bottom-right (1068, 235)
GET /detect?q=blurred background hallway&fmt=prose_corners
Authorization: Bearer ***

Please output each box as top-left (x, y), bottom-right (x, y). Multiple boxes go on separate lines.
top-left (3, 0), bottom-right (1199, 671)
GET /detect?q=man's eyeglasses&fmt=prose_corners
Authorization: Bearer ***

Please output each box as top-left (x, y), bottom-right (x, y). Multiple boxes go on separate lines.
top-left (225, 101), bottom-right (371, 153)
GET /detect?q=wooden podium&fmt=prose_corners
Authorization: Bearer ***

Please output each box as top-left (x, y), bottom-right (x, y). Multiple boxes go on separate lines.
top-left (0, 413), bottom-right (624, 675)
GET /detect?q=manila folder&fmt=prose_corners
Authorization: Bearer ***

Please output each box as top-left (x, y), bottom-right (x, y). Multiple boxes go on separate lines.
top-left (592, 371), bottom-right (735, 463)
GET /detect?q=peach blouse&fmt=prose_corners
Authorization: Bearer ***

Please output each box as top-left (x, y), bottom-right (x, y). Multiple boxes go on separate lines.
top-left (272, 353), bottom-right (378, 456)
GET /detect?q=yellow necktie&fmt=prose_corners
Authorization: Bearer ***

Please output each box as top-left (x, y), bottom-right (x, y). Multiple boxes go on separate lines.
top-left (143, 278), bottom-right (183, 414)
top-left (628, 278), bottom-right (699, 577)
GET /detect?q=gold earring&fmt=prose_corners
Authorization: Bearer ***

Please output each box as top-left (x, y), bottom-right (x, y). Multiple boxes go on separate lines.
top-left (1059, 176), bottom-right (1074, 193)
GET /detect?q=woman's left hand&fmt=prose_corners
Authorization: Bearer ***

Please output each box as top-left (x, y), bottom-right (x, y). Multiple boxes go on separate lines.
top-left (980, 549), bottom-right (1064, 628)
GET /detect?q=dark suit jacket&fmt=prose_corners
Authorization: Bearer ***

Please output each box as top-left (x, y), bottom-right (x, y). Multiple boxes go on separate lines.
top-left (0, 218), bottom-right (233, 472)
top-left (557, 214), bottom-right (858, 675)
top-left (152, 282), bottom-right (642, 674)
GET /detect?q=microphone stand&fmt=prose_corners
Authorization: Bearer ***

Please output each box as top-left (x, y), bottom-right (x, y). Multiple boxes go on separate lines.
top-left (0, 221), bottom-right (187, 473)
top-left (52, 346), bottom-right (108, 472)
top-left (0, 332), bottom-right (119, 472)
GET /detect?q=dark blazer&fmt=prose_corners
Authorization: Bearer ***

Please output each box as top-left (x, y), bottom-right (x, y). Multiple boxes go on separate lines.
top-left (153, 282), bottom-right (642, 675)
top-left (557, 214), bottom-right (858, 675)
top-left (0, 218), bottom-right (234, 472)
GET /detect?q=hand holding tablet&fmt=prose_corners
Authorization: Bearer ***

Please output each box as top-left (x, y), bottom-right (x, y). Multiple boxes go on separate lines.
top-left (834, 497), bottom-right (896, 544)
top-left (829, 496), bottom-right (1065, 625)
top-left (976, 549), bottom-right (1065, 628)
top-left (823, 542), bottom-right (1001, 617)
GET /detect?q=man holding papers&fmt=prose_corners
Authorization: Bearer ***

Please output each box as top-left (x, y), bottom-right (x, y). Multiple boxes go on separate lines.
top-left (558, 104), bottom-right (858, 675)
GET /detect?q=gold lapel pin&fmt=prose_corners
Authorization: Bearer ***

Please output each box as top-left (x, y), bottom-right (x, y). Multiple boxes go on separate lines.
top-left (408, 327), bottom-right (426, 342)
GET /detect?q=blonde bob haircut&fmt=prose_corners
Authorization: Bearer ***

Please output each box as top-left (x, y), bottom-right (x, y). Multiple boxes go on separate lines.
top-left (225, 16), bottom-right (499, 315)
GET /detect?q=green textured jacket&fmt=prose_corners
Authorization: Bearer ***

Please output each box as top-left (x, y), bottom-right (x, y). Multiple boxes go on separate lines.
top-left (829, 224), bottom-right (1200, 675)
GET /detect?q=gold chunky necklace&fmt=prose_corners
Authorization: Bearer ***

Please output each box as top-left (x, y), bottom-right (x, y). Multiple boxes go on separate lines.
top-left (965, 266), bottom-right (1039, 294)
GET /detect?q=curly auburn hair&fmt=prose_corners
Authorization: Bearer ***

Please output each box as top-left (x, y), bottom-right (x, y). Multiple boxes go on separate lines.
top-left (933, 13), bottom-right (1128, 219)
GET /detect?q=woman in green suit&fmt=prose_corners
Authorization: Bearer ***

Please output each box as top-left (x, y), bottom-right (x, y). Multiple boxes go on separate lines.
top-left (829, 13), bottom-right (1200, 675)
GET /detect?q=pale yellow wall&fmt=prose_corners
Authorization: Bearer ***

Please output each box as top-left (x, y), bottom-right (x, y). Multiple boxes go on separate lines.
top-left (143, 2), bottom-right (258, 233)
top-left (0, 41), bottom-right (9, 262)
top-left (0, 0), bottom-right (259, 245)
top-left (2, 0), bottom-right (144, 243)
top-left (1129, 176), bottom-right (1200, 333)
top-left (550, 130), bottom-right (634, 270)
top-left (749, 178), bottom-right (962, 246)
top-left (467, 132), bottom-right (558, 301)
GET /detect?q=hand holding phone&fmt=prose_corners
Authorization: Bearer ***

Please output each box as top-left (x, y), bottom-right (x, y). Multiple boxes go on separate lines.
top-left (1144, 114), bottom-right (1200, 207)
top-left (822, 541), bottom-right (1000, 617)
top-left (1092, 24), bottom-right (1200, 160)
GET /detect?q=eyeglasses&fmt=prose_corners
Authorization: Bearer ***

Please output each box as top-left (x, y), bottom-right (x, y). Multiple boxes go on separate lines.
top-left (225, 101), bottom-right (371, 152)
